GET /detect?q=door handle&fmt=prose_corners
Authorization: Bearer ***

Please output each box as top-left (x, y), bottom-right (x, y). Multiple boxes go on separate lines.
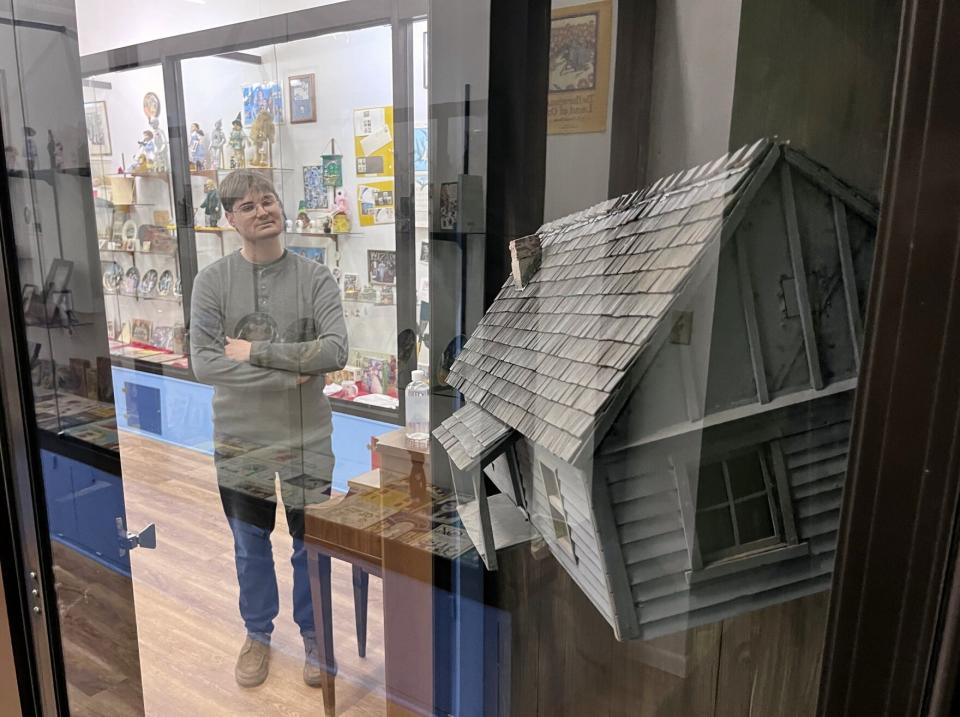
top-left (116, 517), bottom-right (157, 551)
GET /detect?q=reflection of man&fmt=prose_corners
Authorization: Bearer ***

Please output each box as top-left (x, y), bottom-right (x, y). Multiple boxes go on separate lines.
top-left (190, 170), bottom-right (348, 689)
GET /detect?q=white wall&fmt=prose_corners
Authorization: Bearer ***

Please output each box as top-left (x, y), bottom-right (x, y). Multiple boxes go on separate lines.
top-left (74, 0), bottom-right (345, 56)
top-left (646, 0), bottom-right (742, 180)
top-left (543, 0), bottom-right (618, 222)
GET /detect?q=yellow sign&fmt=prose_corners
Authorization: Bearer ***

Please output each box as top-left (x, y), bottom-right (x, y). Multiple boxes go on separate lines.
top-left (353, 107), bottom-right (395, 177)
top-left (547, 0), bottom-right (612, 135)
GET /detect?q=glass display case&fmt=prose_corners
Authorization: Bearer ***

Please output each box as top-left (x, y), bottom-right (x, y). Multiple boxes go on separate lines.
top-left (78, 19), bottom-right (430, 422)
top-left (84, 66), bottom-right (188, 371)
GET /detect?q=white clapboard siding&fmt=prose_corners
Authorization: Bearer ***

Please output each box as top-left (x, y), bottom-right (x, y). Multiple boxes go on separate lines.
top-left (524, 439), bottom-right (615, 623)
top-left (643, 573), bottom-right (834, 639)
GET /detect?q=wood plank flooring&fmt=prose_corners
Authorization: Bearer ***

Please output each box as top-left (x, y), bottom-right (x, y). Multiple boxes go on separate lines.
top-left (116, 431), bottom-right (387, 717)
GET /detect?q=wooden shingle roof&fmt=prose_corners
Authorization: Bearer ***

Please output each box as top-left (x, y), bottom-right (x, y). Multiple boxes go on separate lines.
top-left (433, 403), bottom-right (511, 471)
top-left (443, 139), bottom-right (774, 463)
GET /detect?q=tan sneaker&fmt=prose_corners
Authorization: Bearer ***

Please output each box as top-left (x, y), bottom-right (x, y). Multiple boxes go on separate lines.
top-left (303, 637), bottom-right (338, 688)
top-left (235, 635), bottom-right (270, 687)
top-left (303, 639), bottom-right (324, 688)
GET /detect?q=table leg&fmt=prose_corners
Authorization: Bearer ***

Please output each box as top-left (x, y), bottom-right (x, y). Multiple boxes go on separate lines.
top-left (308, 550), bottom-right (336, 717)
top-left (352, 565), bottom-right (369, 658)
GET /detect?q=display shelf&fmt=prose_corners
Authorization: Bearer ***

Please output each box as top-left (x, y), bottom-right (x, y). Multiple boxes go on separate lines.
top-left (105, 293), bottom-right (182, 303)
top-left (191, 167), bottom-right (293, 178)
top-left (99, 248), bottom-right (179, 256)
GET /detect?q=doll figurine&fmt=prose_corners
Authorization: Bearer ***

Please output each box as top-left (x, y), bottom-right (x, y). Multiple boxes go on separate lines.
top-left (248, 109), bottom-right (275, 168)
top-left (149, 118), bottom-right (168, 173)
top-left (188, 123), bottom-right (206, 171)
top-left (208, 119), bottom-right (226, 170)
top-left (200, 180), bottom-right (221, 228)
top-left (228, 113), bottom-right (247, 169)
top-left (132, 130), bottom-right (155, 172)
top-left (24, 126), bottom-right (38, 171)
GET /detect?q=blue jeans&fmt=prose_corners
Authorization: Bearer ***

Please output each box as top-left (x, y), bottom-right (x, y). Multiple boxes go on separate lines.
top-left (214, 435), bottom-right (334, 638)
top-left (227, 515), bottom-right (329, 637)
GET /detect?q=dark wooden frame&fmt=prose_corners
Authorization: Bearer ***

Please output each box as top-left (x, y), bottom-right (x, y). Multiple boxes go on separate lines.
top-left (818, 0), bottom-right (960, 714)
top-left (288, 72), bottom-right (317, 124)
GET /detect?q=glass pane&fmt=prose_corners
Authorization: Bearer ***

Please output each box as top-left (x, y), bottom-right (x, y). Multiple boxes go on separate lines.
top-left (735, 496), bottom-right (777, 544)
top-left (727, 451), bottom-right (766, 498)
top-left (698, 507), bottom-right (736, 557)
top-left (0, 0), bottom-right (907, 715)
top-left (697, 462), bottom-right (728, 509)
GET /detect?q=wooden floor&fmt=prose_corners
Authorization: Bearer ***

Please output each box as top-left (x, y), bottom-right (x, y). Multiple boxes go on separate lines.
top-left (116, 431), bottom-right (387, 717)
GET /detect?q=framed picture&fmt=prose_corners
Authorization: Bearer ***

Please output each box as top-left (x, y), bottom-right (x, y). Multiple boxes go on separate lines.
top-left (288, 245), bottom-right (326, 265)
top-left (343, 273), bottom-right (360, 297)
top-left (302, 165), bottom-right (329, 209)
top-left (547, 0), bottom-right (613, 135)
top-left (368, 249), bottom-right (397, 285)
top-left (288, 74), bottom-right (316, 124)
top-left (84, 100), bottom-right (112, 155)
top-left (439, 181), bottom-right (459, 231)
top-left (242, 82), bottom-right (283, 126)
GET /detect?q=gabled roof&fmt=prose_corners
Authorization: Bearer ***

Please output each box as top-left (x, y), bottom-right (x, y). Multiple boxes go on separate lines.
top-left (434, 402), bottom-right (511, 472)
top-left (443, 139), bottom-right (774, 463)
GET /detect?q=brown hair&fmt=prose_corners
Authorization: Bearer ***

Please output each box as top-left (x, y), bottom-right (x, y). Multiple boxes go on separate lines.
top-left (219, 170), bottom-right (278, 212)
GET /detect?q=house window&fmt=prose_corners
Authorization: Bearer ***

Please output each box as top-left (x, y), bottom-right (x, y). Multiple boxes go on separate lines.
top-left (695, 449), bottom-right (782, 563)
top-left (540, 462), bottom-right (573, 552)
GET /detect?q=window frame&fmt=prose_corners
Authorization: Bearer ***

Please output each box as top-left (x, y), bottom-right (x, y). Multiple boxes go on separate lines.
top-left (674, 438), bottom-right (806, 581)
top-left (538, 459), bottom-right (576, 560)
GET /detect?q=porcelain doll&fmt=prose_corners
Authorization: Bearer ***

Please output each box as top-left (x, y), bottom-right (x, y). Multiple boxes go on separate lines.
top-left (149, 118), bottom-right (168, 173)
top-left (228, 114), bottom-right (247, 169)
top-left (208, 119), bottom-right (226, 170)
top-left (188, 123), bottom-right (206, 170)
top-left (132, 130), bottom-right (155, 172)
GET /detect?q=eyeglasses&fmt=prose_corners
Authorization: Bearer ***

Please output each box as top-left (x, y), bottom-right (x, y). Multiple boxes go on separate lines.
top-left (233, 195), bottom-right (278, 216)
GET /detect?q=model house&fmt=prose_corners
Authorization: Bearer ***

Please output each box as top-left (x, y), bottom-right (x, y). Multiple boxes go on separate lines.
top-left (435, 139), bottom-right (878, 641)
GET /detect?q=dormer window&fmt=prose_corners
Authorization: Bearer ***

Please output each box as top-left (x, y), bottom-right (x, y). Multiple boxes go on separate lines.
top-left (540, 461), bottom-right (574, 557)
top-left (695, 449), bottom-right (783, 563)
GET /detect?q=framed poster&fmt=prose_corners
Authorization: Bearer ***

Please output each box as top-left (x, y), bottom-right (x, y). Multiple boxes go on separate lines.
top-left (357, 181), bottom-right (395, 227)
top-left (288, 74), bottom-right (316, 124)
top-left (368, 249), bottom-right (397, 285)
top-left (547, 0), bottom-right (612, 135)
top-left (288, 245), bottom-right (326, 265)
top-left (303, 165), bottom-right (329, 209)
top-left (242, 82), bottom-right (283, 126)
top-left (353, 107), bottom-right (395, 177)
top-left (439, 181), bottom-right (459, 231)
top-left (84, 101), bottom-right (112, 156)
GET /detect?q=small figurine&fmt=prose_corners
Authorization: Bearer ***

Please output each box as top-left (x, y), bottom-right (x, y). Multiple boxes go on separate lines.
top-left (149, 118), bottom-right (168, 173)
top-left (228, 113), bottom-right (247, 169)
top-left (248, 109), bottom-right (275, 168)
top-left (200, 180), bottom-right (221, 228)
top-left (46, 130), bottom-right (63, 170)
top-left (132, 130), bottom-right (155, 172)
top-left (188, 123), bottom-right (206, 171)
top-left (24, 126), bottom-right (38, 171)
top-left (208, 119), bottom-right (226, 170)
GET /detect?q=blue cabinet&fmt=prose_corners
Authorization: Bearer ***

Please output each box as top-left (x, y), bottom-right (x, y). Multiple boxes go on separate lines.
top-left (111, 367), bottom-right (395, 491)
top-left (41, 450), bottom-right (131, 574)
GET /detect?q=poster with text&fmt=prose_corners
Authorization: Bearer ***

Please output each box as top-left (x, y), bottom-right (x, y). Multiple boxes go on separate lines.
top-left (547, 0), bottom-right (612, 135)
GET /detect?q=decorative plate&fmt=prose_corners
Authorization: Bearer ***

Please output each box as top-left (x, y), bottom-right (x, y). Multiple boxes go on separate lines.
top-left (123, 266), bottom-right (140, 295)
top-left (140, 269), bottom-right (158, 295)
top-left (157, 269), bottom-right (174, 296)
top-left (102, 262), bottom-right (123, 292)
top-left (143, 92), bottom-right (161, 120)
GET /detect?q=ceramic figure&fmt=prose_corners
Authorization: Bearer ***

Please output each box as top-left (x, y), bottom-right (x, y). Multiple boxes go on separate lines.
top-left (209, 119), bottom-right (226, 170)
top-left (248, 109), bottom-right (275, 168)
top-left (188, 123), bottom-right (206, 171)
top-left (200, 180), bottom-right (222, 228)
top-left (149, 118), bottom-right (169, 172)
top-left (228, 114), bottom-right (247, 169)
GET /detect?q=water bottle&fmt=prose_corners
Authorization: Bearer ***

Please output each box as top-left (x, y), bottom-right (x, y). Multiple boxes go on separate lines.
top-left (405, 370), bottom-right (430, 447)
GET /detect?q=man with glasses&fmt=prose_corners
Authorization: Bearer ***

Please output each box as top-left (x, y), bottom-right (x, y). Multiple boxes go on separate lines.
top-left (190, 169), bottom-right (348, 689)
